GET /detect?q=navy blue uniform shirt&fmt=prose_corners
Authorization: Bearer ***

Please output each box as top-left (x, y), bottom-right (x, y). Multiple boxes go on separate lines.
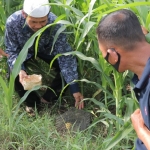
top-left (5, 10), bottom-right (80, 94)
top-left (132, 58), bottom-right (150, 150)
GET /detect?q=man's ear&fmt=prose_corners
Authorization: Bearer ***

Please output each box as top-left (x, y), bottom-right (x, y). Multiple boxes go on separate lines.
top-left (107, 48), bottom-right (118, 64)
top-left (141, 26), bottom-right (149, 35)
top-left (22, 10), bottom-right (27, 18)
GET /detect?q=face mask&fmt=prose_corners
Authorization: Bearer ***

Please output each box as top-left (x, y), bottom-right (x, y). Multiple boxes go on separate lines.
top-left (104, 49), bottom-right (121, 72)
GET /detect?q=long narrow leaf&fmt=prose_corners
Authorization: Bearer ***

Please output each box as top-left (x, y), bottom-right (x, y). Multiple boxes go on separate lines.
top-left (49, 51), bottom-right (115, 89)
top-left (77, 21), bottom-right (95, 49)
top-left (94, 2), bottom-right (150, 19)
top-left (105, 122), bottom-right (133, 150)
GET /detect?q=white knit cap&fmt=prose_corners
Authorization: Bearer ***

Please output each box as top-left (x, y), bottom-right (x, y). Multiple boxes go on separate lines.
top-left (23, 0), bottom-right (50, 18)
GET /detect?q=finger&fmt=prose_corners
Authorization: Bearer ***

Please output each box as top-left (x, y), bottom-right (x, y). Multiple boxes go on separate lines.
top-left (76, 99), bottom-right (84, 109)
top-left (0, 51), bottom-right (8, 57)
top-left (19, 76), bottom-right (24, 83)
top-left (19, 78), bottom-right (23, 83)
top-left (79, 102), bottom-right (84, 109)
top-left (75, 100), bottom-right (79, 108)
top-left (24, 75), bottom-right (29, 78)
top-left (79, 98), bottom-right (84, 109)
top-left (131, 109), bottom-right (140, 117)
top-left (19, 74), bottom-right (26, 83)
top-left (131, 109), bottom-right (141, 123)
top-left (134, 109), bottom-right (140, 114)
top-left (75, 99), bottom-right (81, 109)
top-left (2, 52), bottom-right (9, 57)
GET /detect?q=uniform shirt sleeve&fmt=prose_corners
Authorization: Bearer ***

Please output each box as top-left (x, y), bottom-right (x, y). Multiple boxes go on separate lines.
top-left (50, 20), bottom-right (80, 93)
top-left (5, 15), bottom-right (26, 71)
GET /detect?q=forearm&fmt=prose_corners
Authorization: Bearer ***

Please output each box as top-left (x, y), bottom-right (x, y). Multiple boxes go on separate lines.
top-left (7, 54), bottom-right (26, 71)
top-left (138, 127), bottom-right (150, 150)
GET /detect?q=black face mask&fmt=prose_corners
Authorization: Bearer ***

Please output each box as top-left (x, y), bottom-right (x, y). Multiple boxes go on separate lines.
top-left (104, 49), bottom-right (121, 72)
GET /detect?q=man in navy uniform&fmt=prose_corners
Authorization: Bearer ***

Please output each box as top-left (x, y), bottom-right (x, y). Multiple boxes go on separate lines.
top-left (96, 9), bottom-right (150, 149)
top-left (5, 0), bottom-right (84, 115)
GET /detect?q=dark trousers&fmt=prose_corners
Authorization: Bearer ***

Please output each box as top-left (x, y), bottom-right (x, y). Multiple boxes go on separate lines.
top-left (10, 53), bottom-right (63, 107)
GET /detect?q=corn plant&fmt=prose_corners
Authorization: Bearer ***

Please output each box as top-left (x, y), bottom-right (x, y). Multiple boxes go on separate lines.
top-left (0, 24), bottom-right (54, 137)
top-left (47, 0), bottom-right (150, 149)
top-left (0, 0), bottom-right (150, 149)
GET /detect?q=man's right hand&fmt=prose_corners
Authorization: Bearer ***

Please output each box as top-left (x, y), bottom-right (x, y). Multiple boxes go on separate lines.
top-left (131, 109), bottom-right (150, 150)
top-left (19, 70), bottom-right (28, 84)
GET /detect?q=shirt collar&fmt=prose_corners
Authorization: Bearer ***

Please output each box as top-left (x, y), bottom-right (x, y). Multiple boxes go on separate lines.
top-left (132, 58), bottom-right (150, 89)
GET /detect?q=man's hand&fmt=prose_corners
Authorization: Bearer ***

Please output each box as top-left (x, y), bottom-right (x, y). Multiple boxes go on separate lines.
top-left (73, 92), bottom-right (84, 109)
top-left (19, 70), bottom-right (28, 84)
top-left (131, 109), bottom-right (150, 150)
top-left (0, 49), bottom-right (9, 57)
top-left (131, 109), bottom-right (145, 137)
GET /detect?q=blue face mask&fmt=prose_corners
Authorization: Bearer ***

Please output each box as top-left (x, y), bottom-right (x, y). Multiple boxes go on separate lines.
top-left (104, 49), bottom-right (121, 72)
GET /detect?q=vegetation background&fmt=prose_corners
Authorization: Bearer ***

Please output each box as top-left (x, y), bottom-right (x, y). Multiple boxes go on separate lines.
top-left (0, 0), bottom-right (150, 149)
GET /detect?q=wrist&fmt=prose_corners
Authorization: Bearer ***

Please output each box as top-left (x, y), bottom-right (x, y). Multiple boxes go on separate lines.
top-left (19, 70), bottom-right (25, 74)
top-left (138, 125), bottom-right (150, 140)
top-left (69, 82), bottom-right (80, 94)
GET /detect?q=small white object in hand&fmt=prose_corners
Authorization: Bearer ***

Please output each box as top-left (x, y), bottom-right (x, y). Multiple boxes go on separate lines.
top-left (22, 74), bottom-right (42, 90)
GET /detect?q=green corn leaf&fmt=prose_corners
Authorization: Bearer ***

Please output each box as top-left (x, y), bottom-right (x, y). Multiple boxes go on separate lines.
top-left (5, 25), bottom-right (46, 118)
top-left (74, 13), bottom-right (89, 45)
top-left (104, 121), bottom-right (133, 150)
top-left (66, 0), bottom-right (74, 5)
top-left (35, 20), bottom-right (73, 57)
top-left (146, 32), bottom-right (150, 43)
top-left (13, 85), bottom-right (55, 119)
top-left (49, 51), bottom-right (115, 90)
top-left (134, 0), bottom-right (148, 24)
top-left (54, 14), bottom-right (67, 23)
top-left (92, 4), bottom-right (115, 13)
top-left (124, 97), bottom-right (139, 122)
top-left (51, 25), bottom-right (66, 55)
top-left (77, 21), bottom-right (95, 50)
top-left (146, 11), bottom-right (150, 29)
top-left (94, 2), bottom-right (150, 19)
top-left (0, 76), bottom-right (8, 96)
top-left (104, 113), bottom-right (124, 125)
top-left (76, 79), bottom-right (114, 99)
top-left (88, 0), bottom-right (97, 20)
top-left (0, 4), bottom-right (6, 23)
top-left (49, 3), bottom-right (84, 17)
top-left (12, 29), bottom-right (43, 78)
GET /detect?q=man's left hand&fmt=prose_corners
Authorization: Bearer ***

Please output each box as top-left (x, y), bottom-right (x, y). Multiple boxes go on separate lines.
top-left (0, 49), bottom-right (9, 57)
top-left (73, 92), bottom-right (84, 109)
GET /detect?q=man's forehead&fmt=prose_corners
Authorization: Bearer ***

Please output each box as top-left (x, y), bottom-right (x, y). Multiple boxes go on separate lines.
top-left (27, 15), bottom-right (48, 21)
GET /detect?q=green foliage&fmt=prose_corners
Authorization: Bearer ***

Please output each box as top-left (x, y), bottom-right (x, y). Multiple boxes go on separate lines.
top-left (0, 0), bottom-right (150, 149)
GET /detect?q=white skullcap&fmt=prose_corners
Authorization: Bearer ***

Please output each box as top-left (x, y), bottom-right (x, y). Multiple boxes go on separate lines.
top-left (23, 0), bottom-right (50, 18)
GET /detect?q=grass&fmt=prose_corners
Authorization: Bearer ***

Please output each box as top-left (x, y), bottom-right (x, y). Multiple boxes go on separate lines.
top-left (0, 56), bottom-right (134, 150)
top-left (0, 111), bottom-right (133, 150)
top-left (1, 0), bottom-right (150, 149)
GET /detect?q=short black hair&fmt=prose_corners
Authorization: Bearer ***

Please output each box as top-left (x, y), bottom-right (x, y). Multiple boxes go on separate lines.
top-left (96, 9), bottom-right (145, 50)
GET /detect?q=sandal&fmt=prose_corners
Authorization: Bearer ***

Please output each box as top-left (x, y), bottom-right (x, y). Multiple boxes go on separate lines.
top-left (25, 106), bottom-right (36, 117)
